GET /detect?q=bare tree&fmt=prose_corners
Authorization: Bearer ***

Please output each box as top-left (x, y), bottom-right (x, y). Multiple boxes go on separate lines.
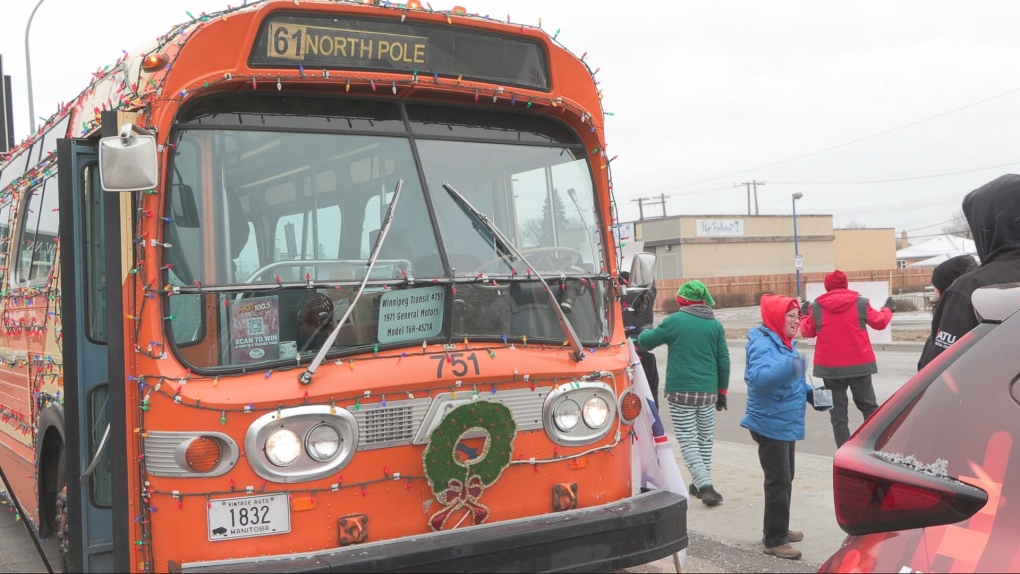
top-left (941, 208), bottom-right (972, 239)
top-left (838, 220), bottom-right (868, 229)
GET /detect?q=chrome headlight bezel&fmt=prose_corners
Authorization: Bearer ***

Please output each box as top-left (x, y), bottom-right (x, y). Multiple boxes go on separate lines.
top-left (246, 405), bottom-right (359, 483)
top-left (543, 381), bottom-right (617, 446)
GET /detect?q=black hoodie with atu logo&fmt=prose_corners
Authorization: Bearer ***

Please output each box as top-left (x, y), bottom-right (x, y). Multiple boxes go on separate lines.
top-left (918, 174), bottom-right (1020, 369)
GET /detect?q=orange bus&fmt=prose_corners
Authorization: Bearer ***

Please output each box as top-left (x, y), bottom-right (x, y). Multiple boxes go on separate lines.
top-left (0, 1), bottom-right (687, 572)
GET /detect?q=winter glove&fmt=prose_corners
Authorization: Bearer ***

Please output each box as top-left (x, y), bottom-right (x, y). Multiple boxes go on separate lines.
top-left (884, 296), bottom-right (896, 313)
top-left (715, 392), bottom-right (727, 411)
top-left (800, 300), bottom-right (810, 317)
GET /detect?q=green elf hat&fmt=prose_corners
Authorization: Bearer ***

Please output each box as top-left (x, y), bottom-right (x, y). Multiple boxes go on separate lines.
top-left (676, 280), bottom-right (716, 307)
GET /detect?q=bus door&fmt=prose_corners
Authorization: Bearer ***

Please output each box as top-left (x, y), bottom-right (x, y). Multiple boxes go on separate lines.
top-left (56, 137), bottom-right (130, 572)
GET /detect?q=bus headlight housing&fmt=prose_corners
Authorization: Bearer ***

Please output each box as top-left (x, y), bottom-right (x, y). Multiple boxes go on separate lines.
top-left (543, 381), bottom-right (617, 446)
top-left (246, 406), bottom-right (359, 483)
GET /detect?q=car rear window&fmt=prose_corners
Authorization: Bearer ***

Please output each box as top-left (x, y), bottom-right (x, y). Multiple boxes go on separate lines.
top-left (874, 321), bottom-right (1017, 486)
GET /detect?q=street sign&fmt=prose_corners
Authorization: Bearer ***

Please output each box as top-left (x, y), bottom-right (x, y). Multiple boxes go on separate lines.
top-left (794, 255), bottom-right (804, 271)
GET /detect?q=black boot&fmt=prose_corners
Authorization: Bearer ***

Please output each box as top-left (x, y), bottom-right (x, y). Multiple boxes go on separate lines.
top-left (689, 483), bottom-right (700, 498)
top-left (698, 485), bottom-right (723, 506)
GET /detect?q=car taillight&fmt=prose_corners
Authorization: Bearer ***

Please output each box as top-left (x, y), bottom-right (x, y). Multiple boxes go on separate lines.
top-left (832, 450), bottom-right (987, 535)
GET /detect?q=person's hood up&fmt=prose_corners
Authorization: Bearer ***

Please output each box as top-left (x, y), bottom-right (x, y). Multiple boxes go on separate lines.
top-left (816, 289), bottom-right (859, 312)
top-left (679, 304), bottom-right (715, 319)
top-left (760, 294), bottom-right (798, 350)
top-left (964, 174), bottom-right (1020, 263)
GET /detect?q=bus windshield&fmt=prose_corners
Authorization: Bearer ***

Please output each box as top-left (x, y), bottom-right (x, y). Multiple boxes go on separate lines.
top-left (164, 97), bottom-right (609, 371)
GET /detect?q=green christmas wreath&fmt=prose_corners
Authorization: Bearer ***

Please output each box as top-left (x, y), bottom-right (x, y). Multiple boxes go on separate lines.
top-left (423, 400), bottom-right (517, 492)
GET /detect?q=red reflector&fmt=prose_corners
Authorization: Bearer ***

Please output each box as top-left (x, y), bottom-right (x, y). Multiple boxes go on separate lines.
top-left (881, 482), bottom-right (942, 512)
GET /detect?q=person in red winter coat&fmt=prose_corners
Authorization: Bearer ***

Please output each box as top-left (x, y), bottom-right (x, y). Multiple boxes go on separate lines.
top-left (798, 270), bottom-right (894, 448)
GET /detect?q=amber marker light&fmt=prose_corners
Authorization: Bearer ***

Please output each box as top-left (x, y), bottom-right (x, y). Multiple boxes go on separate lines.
top-left (406, 0), bottom-right (423, 9)
top-left (619, 390), bottom-right (643, 424)
top-left (185, 437), bottom-right (222, 473)
top-left (141, 54), bottom-right (169, 72)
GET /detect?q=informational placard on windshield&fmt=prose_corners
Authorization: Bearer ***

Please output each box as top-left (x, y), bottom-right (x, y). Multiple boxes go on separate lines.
top-left (377, 286), bottom-right (444, 344)
top-left (230, 296), bottom-right (281, 363)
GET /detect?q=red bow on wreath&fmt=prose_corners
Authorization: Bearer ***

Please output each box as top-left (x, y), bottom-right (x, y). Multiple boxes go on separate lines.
top-left (429, 474), bottom-right (489, 531)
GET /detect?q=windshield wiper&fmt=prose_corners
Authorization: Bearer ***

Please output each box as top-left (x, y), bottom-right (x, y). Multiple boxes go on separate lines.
top-left (442, 182), bottom-right (585, 362)
top-left (299, 179), bottom-right (404, 385)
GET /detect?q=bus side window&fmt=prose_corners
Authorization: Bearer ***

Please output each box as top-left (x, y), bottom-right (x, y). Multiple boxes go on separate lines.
top-left (83, 165), bottom-right (107, 341)
top-left (16, 177), bottom-right (60, 286)
top-left (0, 200), bottom-right (12, 286)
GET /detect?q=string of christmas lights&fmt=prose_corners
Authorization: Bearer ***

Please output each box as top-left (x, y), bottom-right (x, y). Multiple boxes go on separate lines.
top-left (0, 2), bottom-right (627, 569)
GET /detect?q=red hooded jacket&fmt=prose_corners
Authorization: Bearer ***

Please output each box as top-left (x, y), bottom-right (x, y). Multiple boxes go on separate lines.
top-left (798, 289), bottom-right (892, 378)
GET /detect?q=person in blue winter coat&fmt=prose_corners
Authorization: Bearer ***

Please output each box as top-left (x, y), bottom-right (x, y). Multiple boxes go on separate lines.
top-left (742, 293), bottom-right (811, 561)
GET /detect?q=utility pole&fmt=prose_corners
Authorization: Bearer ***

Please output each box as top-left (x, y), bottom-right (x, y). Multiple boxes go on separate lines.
top-left (632, 194), bottom-right (670, 220)
top-left (631, 197), bottom-right (646, 221)
top-left (735, 180), bottom-right (765, 215)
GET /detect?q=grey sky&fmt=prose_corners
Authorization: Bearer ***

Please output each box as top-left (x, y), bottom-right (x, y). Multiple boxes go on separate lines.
top-left (3, 1), bottom-right (1019, 238)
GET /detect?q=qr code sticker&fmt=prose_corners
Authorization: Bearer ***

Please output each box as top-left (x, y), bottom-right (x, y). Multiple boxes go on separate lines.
top-left (246, 317), bottom-right (265, 336)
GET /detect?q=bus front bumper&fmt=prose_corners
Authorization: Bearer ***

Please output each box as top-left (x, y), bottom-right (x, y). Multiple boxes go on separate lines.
top-left (171, 489), bottom-right (687, 573)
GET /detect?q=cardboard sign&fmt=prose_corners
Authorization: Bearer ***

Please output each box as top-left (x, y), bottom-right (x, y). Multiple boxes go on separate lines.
top-left (230, 296), bottom-right (281, 363)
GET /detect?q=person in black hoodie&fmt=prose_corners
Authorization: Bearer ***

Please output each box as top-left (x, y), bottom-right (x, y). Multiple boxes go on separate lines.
top-left (917, 175), bottom-right (1020, 369)
top-left (916, 254), bottom-right (978, 371)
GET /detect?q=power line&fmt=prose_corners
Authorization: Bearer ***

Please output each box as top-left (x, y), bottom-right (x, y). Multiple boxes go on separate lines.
top-left (623, 85), bottom-right (1020, 195)
top-left (756, 193), bottom-right (961, 217)
top-left (766, 158), bottom-right (1020, 185)
top-left (904, 218), bottom-right (958, 232)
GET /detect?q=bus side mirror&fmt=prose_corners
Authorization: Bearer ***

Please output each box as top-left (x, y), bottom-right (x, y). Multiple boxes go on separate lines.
top-left (171, 183), bottom-right (200, 228)
top-left (98, 123), bottom-right (158, 192)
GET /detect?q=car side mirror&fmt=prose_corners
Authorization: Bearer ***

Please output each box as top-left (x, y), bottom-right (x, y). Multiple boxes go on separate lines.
top-left (627, 252), bottom-right (657, 289)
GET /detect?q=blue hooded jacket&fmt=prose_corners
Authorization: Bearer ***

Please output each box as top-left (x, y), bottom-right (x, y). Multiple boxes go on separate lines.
top-left (740, 295), bottom-right (811, 442)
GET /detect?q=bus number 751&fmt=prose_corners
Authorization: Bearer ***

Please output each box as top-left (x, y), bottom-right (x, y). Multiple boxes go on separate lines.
top-left (430, 353), bottom-right (480, 378)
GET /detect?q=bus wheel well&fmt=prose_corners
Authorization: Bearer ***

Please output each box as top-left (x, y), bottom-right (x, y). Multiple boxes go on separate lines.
top-left (36, 407), bottom-right (66, 539)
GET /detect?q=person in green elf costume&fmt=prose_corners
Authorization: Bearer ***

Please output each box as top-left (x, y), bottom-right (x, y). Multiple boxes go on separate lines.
top-left (637, 280), bottom-right (730, 506)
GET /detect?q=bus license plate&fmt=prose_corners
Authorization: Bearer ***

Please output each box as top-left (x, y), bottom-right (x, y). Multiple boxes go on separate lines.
top-left (207, 494), bottom-right (291, 541)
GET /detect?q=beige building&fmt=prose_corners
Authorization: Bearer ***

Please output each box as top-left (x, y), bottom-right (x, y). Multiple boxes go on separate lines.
top-left (834, 228), bottom-right (898, 271)
top-left (633, 214), bottom-right (895, 279)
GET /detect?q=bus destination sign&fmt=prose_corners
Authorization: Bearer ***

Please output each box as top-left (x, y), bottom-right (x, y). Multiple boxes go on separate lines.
top-left (267, 22), bottom-right (429, 67)
top-left (252, 14), bottom-right (550, 91)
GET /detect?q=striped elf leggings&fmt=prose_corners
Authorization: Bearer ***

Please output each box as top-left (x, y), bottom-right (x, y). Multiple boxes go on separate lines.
top-left (667, 402), bottom-right (717, 490)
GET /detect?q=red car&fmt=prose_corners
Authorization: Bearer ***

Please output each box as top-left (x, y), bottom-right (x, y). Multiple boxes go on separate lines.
top-left (821, 283), bottom-right (1020, 573)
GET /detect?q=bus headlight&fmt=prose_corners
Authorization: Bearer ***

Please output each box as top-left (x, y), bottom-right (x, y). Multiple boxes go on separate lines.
top-left (305, 424), bottom-right (341, 462)
top-left (582, 397), bottom-right (610, 429)
top-left (265, 428), bottom-right (302, 467)
top-left (553, 399), bottom-right (581, 432)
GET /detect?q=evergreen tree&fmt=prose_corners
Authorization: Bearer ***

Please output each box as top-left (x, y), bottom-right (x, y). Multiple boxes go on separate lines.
top-left (540, 188), bottom-right (570, 246)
